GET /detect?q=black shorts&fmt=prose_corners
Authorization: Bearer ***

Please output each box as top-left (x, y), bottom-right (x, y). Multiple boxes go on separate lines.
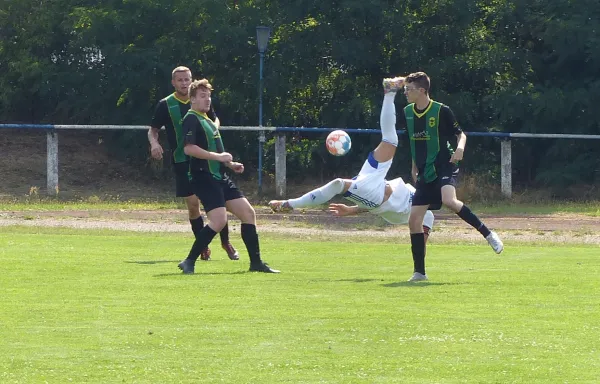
top-left (412, 166), bottom-right (460, 210)
top-left (173, 162), bottom-right (194, 198)
top-left (190, 171), bottom-right (244, 213)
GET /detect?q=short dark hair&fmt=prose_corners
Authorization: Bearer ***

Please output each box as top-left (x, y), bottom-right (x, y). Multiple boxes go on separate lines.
top-left (405, 72), bottom-right (431, 94)
top-left (189, 79), bottom-right (213, 98)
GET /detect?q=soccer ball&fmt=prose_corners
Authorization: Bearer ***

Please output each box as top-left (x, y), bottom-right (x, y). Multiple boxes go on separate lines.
top-left (326, 130), bottom-right (352, 156)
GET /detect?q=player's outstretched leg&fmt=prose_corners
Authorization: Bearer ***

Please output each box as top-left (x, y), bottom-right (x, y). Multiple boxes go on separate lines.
top-left (372, 77), bottom-right (402, 163)
top-left (269, 178), bottom-right (349, 212)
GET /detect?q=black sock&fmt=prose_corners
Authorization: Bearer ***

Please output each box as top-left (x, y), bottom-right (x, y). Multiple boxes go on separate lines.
top-left (189, 216), bottom-right (204, 239)
top-left (220, 223), bottom-right (230, 244)
top-left (186, 225), bottom-right (217, 261)
top-left (241, 223), bottom-right (261, 264)
top-left (457, 205), bottom-right (491, 238)
top-left (410, 233), bottom-right (426, 275)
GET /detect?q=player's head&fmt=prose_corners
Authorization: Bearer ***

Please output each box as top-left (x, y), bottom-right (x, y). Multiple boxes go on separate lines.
top-left (404, 72), bottom-right (430, 103)
top-left (189, 79), bottom-right (214, 113)
top-left (171, 66), bottom-right (192, 97)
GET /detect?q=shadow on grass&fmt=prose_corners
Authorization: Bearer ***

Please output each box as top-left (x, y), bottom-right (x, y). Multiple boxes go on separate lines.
top-left (337, 278), bottom-right (380, 283)
top-left (383, 281), bottom-right (463, 287)
top-left (153, 271), bottom-right (250, 277)
top-left (124, 260), bottom-right (180, 265)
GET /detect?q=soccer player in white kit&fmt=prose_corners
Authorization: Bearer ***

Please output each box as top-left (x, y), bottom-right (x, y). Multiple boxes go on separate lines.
top-left (269, 77), bottom-right (435, 241)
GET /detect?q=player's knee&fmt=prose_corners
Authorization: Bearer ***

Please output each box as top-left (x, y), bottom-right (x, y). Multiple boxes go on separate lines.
top-left (382, 132), bottom-right (398, 147)
top-left (209, 216), bottom-right (228, 232)
top-left (235, 202), bottom-right (256, 224)
top-left (442, 196), bottom-right (460, 212)
top-left (185, 198), bottom-right (200, 218)
top-left (408, 214), bottom-right (424, 232)
top-left (330, 178), bottom-right (345, 192)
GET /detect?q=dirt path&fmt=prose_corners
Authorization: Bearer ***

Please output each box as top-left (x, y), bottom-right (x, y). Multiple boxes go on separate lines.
top-left (1, 209), bottom-right (599, 245)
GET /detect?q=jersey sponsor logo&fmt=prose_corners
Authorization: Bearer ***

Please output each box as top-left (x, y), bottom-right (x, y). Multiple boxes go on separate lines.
top-left (429, 117), bottom-right (436, 127)
top-left (412, 131), bottom-right (430, 141)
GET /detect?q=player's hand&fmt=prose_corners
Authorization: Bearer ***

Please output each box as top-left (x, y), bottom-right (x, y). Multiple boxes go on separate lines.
top-left (450, 148), bottom-right (464, 163)
top-left (228, 162), bottom-right (244, 174)
top-left (216, 152), bottom-right (233, 163)
top-left (150, 143), bottom-right (163, 160)
top-left (328, 203), bottom-right (354, 217)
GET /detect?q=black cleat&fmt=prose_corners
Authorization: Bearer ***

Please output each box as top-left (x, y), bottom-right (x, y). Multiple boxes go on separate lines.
top-left (249, 262), bottom-right (280, 273)
top-left (178, 259), bottom-right (195, 274)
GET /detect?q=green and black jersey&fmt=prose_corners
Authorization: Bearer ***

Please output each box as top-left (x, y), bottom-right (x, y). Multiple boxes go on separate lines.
top-left (398, 100), bottom-right (462, 183)
top-left (182, 110), bottom-right (227, 181)
top-left (150, 93), bottom-right (190, 163)
top-left (150, 93), bottom-right (191, 164)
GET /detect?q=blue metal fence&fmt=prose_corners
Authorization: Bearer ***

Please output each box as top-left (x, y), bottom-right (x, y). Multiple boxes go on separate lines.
top-left (2, 123), bottom-right (600, 197)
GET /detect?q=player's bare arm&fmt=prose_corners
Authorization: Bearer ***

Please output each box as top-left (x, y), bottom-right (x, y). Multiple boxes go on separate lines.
top-left (148, 127), bottom-right (163, 160)
top-left (226, 161), bottom-right (244, 174)
top-left (328, 203), bottom-right (365, 217)
top-left (184, 144), bottom-right (233, 163)
top-left (451, 132), bottom-right (467, 163)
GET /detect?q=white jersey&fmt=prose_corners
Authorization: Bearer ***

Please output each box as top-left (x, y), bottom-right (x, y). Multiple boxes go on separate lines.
top-left (343, 153), bottom-right (434, 228)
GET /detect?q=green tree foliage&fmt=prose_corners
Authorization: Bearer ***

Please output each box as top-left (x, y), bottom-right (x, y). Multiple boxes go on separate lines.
top-left (1, 0), bottom-right (599, 189)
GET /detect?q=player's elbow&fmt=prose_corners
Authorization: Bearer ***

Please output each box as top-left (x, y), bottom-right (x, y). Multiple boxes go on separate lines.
top-left (183, 145), bottom-right (194, 156)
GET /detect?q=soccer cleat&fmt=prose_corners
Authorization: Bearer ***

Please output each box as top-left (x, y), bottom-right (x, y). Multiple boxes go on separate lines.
top-left (407, 272), bottom-right (428, 282)
top-left (222, 242), bottom-right (240, 260)
top-left (249, 262), bottom-right (280, 273)
top-left (200, 247), bottom-right (211, 261)
top-left (268, 200), bottom-right (293, 213)
top-left (178, 259), bottom-right (195, 274)
top-left (382, 77), bottom-right (404, 94)
top-left (486, 231), bottom-right (504, 254)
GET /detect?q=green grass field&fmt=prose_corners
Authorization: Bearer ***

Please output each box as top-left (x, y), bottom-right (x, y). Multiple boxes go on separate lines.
top-left (1, 226), bottom-right (599, 383)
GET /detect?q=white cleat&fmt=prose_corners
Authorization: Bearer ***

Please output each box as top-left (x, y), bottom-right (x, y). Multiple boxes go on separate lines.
top-left (268, 200), bottom-right (293, 213)
top-left (486, 231), bottom-right (504, 254)
top-left (407, 272), bottom-right (428, 282)
top-left (382, 77), bottom-right (405, 93)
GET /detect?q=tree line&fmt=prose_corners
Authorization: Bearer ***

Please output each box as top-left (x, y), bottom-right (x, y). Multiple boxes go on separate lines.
top-left (1, 0), bottom-right (599, 193)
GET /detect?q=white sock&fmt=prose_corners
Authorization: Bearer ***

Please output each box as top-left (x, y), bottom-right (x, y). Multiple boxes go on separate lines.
top-left (288, 178), bottom-right (345, 208)
top-left (380, 93), bottom-right (398, 146)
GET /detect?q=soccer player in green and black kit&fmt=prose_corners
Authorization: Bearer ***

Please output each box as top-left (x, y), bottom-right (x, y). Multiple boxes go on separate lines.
top-left (148, 66), bottom-right (239, 261)
top-left (393, 72), bottom-right (503, 282)
top-left (177, 79), bottom-right (279, 274)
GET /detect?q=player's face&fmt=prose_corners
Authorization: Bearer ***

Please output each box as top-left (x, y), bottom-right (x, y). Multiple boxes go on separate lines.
top-left (404, 84), bottom-right (422, 103)
top-left (191, 89), bottom-right (211, 113)
top-left (171, 71), bottom-right (192, 97)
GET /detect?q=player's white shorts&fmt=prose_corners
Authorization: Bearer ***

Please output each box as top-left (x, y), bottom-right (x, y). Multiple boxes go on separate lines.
top-left (343, 152), bottom-right (390, 209)
top-left (343, 152), bottom-right (435, 228)
top-left (371, 181), bottom-right (435, 228)
top-left (370, 177), bottom-right (412, 224)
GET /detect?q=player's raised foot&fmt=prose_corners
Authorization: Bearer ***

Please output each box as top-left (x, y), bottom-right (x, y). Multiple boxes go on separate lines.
top-left (222, 242), bottom-right (240, 260)
top-left (382, 76), bottom-right (404, 94)
top-left (200, 247), bottom-right (211, 261)
top-left (269, 200), bottom-right (293, 213)
top-left (407, 272), bottom-right (428, 282)
top-left (178, 259), bottom-right (195, 274)
top-left (249, 262), bottom-right (280, 274)
top-left (485, 231), bottom-right (504, 254)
